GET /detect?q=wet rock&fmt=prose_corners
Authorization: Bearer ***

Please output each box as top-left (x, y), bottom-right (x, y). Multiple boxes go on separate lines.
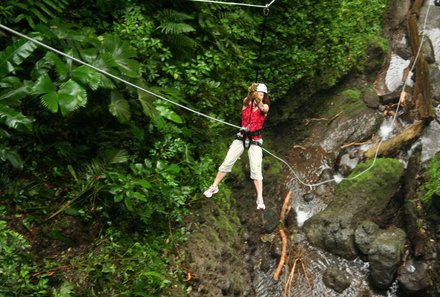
top-left (354, 220), bottom-right (380, 255)
top-left (303, 193), bottom-right (315, 202)
top-left (260, 250), bottom-right (271, 272)
top-left (284, 208), bottom-right (297, 228)
top-left (303, 158), bottom-right (404, 260)
top-left (338, 153), bottom-right (359, 176)
top-left (262, 209), bottom-right (279, 234)
top-left (362, 88), bottom-right (380, 108)
top-left (322, 267), bottom-right (352, 293)
top-left (368, 227), bottom-right (406, 289)
top-left (319, 100), bottom-right (382, 153)
top-left (380, 89), bottom-right (401, 105)
top-left (398, 258), bottom-right (432, 294)
top-left (430, 65), bottom-right (440, 101)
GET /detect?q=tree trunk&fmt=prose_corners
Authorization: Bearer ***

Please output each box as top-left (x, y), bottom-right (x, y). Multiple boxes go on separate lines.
top-left (402, 146), bottom-right (425, 257)
top-left (408, 0), bottom-right (434, 121)
top-left (363, 120), bottom-right (424, 159)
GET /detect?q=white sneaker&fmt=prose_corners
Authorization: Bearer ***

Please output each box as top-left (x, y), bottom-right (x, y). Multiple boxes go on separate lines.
top-left (203, 186), bottom-right (219, 198)
top-left (256, 197), bottom-right (265, 211)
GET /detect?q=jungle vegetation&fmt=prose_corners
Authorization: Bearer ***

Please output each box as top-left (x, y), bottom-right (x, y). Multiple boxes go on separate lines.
top-left (0, 0), bottom-right (391, 295)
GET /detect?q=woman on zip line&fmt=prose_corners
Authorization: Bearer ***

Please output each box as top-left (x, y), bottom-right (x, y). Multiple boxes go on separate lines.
top-left (203, 83), bottom-right (270, 210)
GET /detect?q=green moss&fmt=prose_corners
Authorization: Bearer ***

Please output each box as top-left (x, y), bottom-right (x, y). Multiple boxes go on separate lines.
top-left (422, 152), bottom-right (440, 205)
top-left (330, 158), bottom-right (404, 217)
top-left (340, 158), bottom-right (404, 191)
top-left (341, 89), bottom-right (362, 102)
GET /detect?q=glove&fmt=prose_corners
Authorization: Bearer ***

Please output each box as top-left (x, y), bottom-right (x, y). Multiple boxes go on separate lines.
top-left (252, 91), bottom-right (261, 103)
top-left (248, 83), bottom-right (258, 94)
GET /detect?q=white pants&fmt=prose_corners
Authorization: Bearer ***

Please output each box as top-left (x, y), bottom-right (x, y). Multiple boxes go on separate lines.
top-left (218, 139), bottom-right (263, 180)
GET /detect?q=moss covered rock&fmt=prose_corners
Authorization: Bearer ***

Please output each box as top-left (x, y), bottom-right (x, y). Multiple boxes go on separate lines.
top-left (303, 158), bottom-right (404, 259)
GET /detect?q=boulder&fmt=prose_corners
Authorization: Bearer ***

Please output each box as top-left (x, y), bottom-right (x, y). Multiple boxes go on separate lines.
top-left (368, 226), bottom-right (406, 289)
top-left (322, 267), bottom-right (352, 293)
top-left (354, 220), bottom-right (380, 255)
top-left (398, 258), bottom-right (432, 295)
top-left (303, 158), bottom-right (404, 259)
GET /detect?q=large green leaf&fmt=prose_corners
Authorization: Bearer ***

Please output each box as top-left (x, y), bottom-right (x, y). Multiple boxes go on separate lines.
top-left (0, 104), bottom-right (33, 129)
top-left (33, 52), bottom-right (69, 79)
top-left (101, 35), bottom-right (140, 78)
top-left (0, 78), bottom-right (31, 103)
top-left (0, 145), bottom-right (23, 169)
top-left (109, 91), bottom-right (131, 123)
top-left (32, 73), bottom-right (56, 94)
top-left (41, 92), bottom-right (59, 113)
top-left (58, 79), bottom-right (87, 115)
top-left (32, 74), bottom-right (58, 112)
top-left (71, 65), bottom-right (102, 90)
top-left (0, 38), bottom-right (38, 78)
top-left (155, 104), bottom-right (183, 124)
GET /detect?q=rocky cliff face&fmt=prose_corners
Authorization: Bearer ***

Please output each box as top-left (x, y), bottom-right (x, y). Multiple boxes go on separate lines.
top-left (178, 1), bottom-right (440, 296)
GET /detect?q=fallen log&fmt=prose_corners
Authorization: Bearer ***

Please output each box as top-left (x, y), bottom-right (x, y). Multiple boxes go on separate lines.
top-left (363, 120), bottom-right (424, 159)
top-left (408, 1), bottom-right (434, 121)
top-left (274, 228), bottom-right (288, 281)
top-left (402, 146), bottom-right (426, 257)
top-left (274, 191), bottom-right (292, 281)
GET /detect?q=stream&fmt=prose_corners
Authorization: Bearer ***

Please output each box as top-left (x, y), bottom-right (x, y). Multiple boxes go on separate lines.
top-left (251, 1), bottom-right (440, 296)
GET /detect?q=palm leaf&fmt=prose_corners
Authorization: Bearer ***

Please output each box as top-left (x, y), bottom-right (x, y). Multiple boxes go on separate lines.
top-left (0, 77), bottom-right (31, 103)
top-left (0, 104), bottom-right (33, 129)
top-left (0, 38), bottom-right (39, 78)
top-left (101, 35), bottom-right (140, 78)
top-left (71, 65), bottom-right (102, 90)
top-left (58, 79), bottom-right (87, 115)
top-left (109, 91), bottom-right (131, 123)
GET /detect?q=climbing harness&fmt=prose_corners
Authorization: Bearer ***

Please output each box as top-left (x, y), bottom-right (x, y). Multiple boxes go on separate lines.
top-left (0, 0), bottom-right (433, 189)
top-left (236, 128), bottom-right (263, 148)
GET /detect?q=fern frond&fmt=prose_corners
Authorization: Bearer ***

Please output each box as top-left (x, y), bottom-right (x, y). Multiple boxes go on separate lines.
top-left (157, 9), bottom-right (195, 35)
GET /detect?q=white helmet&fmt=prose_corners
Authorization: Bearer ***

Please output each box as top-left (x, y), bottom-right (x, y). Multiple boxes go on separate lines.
top-left (256, 83), bottom-right (268, 93)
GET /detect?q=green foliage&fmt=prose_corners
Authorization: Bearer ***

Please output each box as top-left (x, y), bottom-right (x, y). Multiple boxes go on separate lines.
top-left (422, 153), bottom-right (440, 205)
top-left (263, 0), bottom-right (388, 101)
top-left (0, 218), bottom-right (52, 296)
top-left (0, 1), bottom-right (395, 295)
top-left (0, 128), bottom-right (23, 169)
top-left (62, 228), bottom-right (176, 296)
top-left (0, 0), bottom-right (68, 27)
top-left (341, 89), bottom-right (362, 102)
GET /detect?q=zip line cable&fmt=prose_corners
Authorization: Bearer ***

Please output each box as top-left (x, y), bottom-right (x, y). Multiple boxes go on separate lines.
top-left (188, 0), bottom-right (277, 9)
top-left (0, 24), bottom-right (240, 131)
top-left (0, 1), bottom-right (432, 189)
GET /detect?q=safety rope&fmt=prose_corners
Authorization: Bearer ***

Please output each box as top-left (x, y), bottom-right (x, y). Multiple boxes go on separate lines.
top-left (287, 0), bottom-right (434, 189)
top-left (0, 1), bottom-right (433, 189)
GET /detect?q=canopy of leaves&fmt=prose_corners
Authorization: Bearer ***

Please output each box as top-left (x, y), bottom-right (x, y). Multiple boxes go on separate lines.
top-left (0, 0), bottom-right (389, 295)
